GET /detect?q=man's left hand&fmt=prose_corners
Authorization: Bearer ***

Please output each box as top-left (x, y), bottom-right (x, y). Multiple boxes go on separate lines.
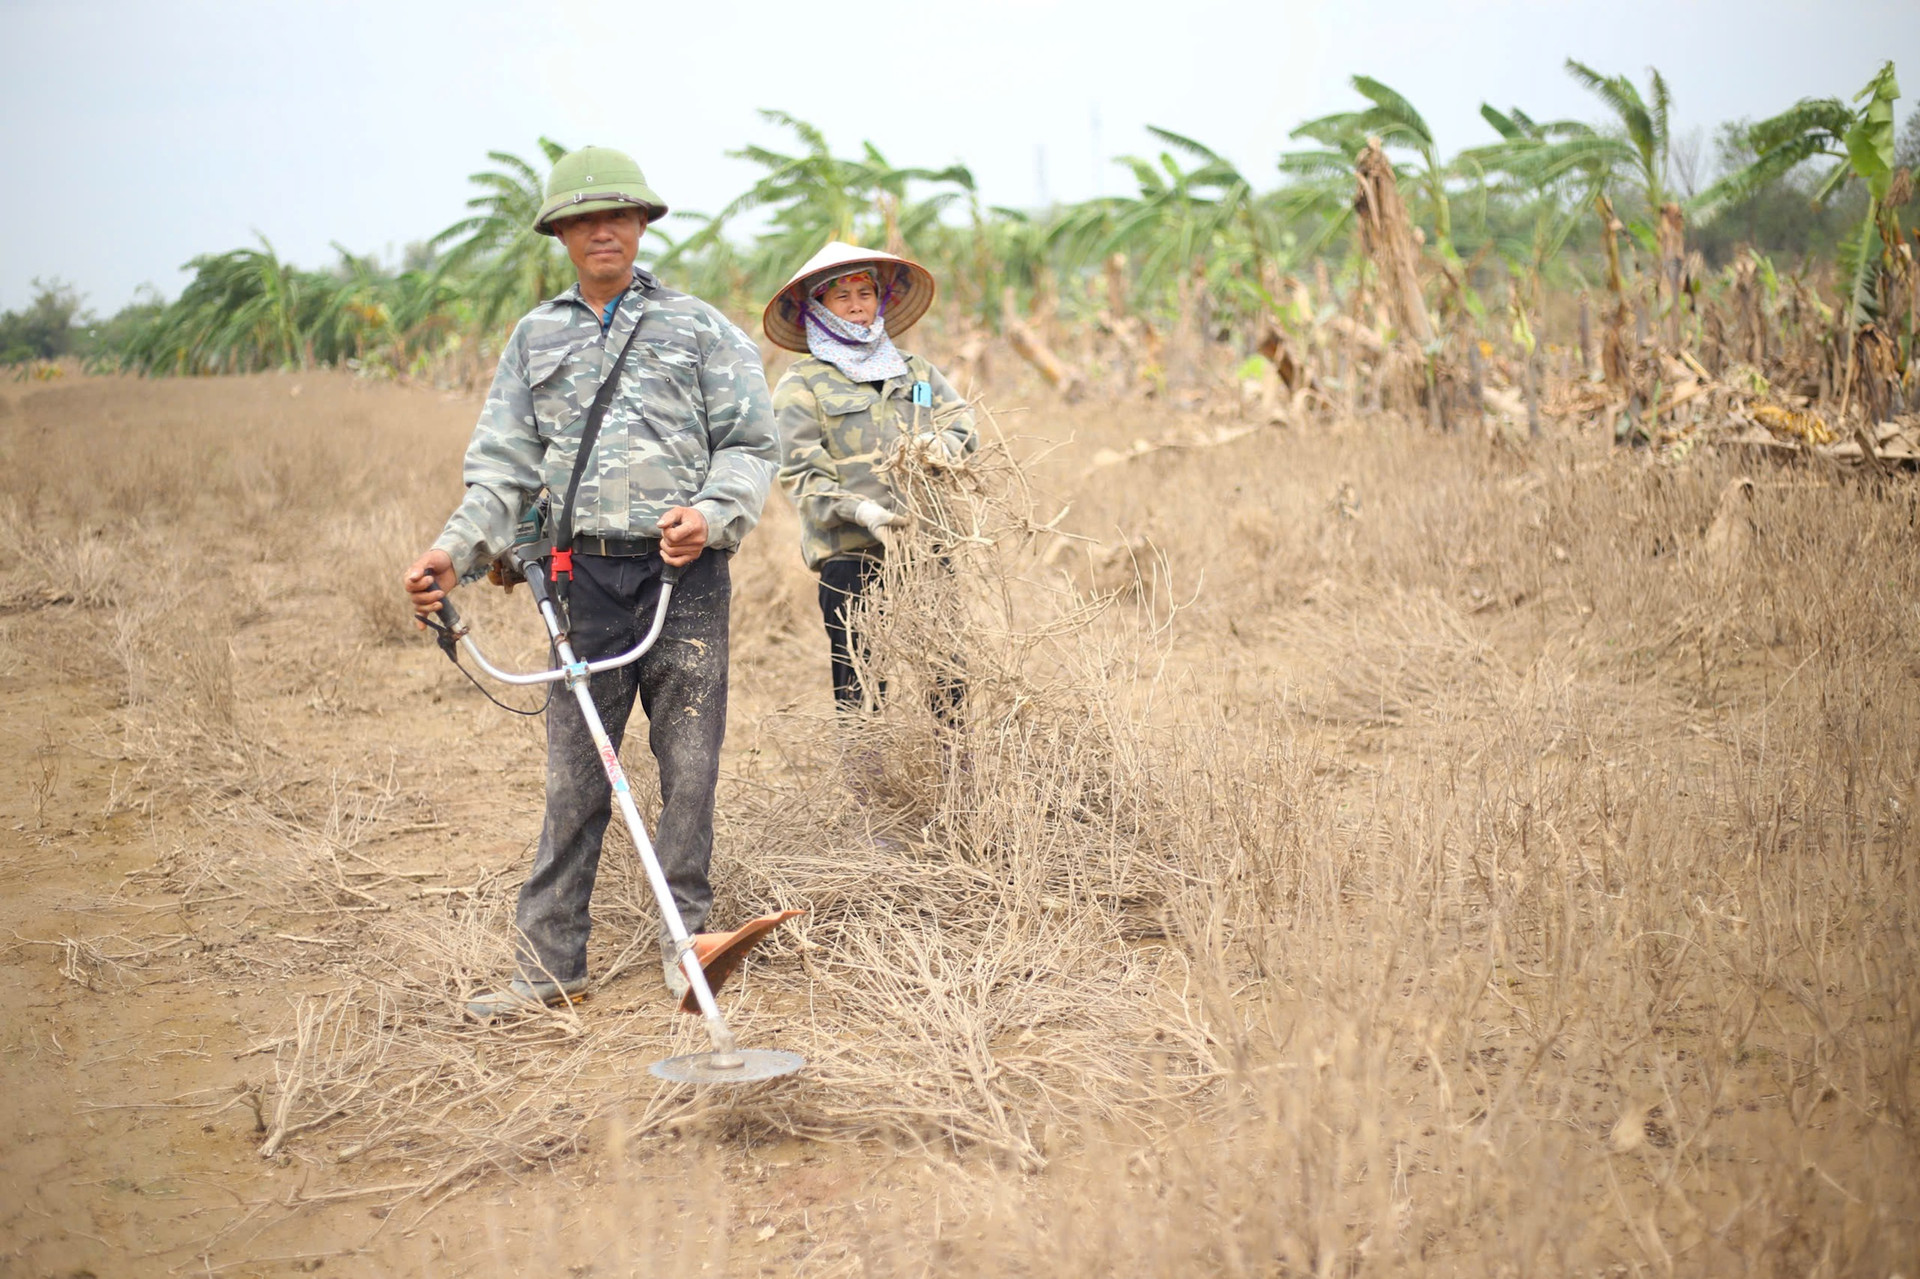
top-left (658, 506), bottom-right (709, 566)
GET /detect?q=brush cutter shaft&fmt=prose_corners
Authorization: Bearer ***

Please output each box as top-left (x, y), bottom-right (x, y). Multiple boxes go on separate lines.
top-left (548, 622), bottom-right (739, 1058)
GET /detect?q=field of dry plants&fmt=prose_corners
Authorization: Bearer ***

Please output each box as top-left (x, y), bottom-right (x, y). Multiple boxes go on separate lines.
top-left (1, 355), bottom-right (1917, 1276)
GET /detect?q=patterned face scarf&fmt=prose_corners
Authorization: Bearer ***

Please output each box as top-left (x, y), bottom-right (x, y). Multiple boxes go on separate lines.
top-left (802, 268), bottom-right (909, 382)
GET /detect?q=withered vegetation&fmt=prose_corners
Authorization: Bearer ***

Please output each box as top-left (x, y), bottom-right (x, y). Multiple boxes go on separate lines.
top-left (0, 361), bottom-right (1915, 1274)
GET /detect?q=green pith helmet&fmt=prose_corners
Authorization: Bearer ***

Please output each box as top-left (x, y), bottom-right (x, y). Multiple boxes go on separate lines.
top-left (534, 146), bottom-right (669, 235)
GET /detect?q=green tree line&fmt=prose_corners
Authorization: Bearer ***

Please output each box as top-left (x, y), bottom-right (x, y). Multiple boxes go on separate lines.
top-left (6, 58), bottom-right (1916, 378)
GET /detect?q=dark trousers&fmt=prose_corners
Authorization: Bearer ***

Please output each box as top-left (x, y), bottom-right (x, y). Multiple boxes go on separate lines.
top-left (514, 550), bottom-right (730, 983)
top-left (819, 553), bottom-right (885, 709)
top-left (817, 551), bottom-right (963, 719)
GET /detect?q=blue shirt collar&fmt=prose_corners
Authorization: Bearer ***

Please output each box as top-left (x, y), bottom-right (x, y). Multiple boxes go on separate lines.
top-left (598, 289), bottom-right (626, 335)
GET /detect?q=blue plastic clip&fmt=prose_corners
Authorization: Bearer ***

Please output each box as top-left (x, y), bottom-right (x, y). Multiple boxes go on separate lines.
top-left (911, 380), bottom-right (932, 407)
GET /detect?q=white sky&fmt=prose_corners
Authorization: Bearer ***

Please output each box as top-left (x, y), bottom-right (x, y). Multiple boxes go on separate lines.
top-left (2, 0), bottom-right (1915, 313)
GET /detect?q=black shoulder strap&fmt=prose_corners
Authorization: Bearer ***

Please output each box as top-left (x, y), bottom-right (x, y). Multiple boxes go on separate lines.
top-left (553, 295), bottom-right (647, 569)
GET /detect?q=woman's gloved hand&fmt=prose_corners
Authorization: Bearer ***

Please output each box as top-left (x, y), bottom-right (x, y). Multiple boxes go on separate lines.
top-left (852, 499), bottom-right (897, 534)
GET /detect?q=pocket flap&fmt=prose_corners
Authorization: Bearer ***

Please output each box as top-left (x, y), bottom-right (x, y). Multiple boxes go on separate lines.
top-left (817, 388), bottom-right (876, 417)
top-left (526, 339), bottom-right (588, 389)
top-left (637, 337), bottom-right (699, 369)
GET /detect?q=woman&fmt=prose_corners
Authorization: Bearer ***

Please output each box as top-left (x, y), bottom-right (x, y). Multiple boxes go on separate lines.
top-left (764, 243), bottom-right (977, 712)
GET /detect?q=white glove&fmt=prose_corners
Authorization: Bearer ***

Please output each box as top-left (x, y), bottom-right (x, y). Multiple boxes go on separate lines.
top-left (921, 434), bottom-right (960, 466)
top-left (852, 500), bottom-right (896, 534)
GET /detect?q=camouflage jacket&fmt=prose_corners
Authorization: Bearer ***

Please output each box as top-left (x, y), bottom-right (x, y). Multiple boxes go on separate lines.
top-left (434, 267), bottom-right (778, 582)
top-left (772, 353), bottom-right (976, 570)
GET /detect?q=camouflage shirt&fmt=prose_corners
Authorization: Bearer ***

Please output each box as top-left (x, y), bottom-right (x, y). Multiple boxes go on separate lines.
top-left (434, 266), bottom-right (778, 582)
top-left (772, 353), bottom-right (977, 570)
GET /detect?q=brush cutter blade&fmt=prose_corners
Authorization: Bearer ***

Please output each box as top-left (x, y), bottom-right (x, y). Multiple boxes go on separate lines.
top-left (649, 1048), bottom-right (805, 1085)
top-left (678, 909), bottom-right (806, 1014)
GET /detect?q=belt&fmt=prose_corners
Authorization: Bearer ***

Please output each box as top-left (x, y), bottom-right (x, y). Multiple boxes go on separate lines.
top-left (570, 535), bottom-right (661, 557)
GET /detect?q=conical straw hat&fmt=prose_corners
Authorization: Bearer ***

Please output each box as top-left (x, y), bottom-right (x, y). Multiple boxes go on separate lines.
top-left (762, 242), bottom-right (936, 353)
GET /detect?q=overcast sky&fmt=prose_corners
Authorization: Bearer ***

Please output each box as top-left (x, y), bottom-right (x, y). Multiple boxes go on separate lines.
top-left (2, 0), bottom-right (1915, 313)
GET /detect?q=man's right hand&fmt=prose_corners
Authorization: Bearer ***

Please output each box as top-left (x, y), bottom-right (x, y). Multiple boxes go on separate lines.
top-left (403, 549), bottom-right (456, 625)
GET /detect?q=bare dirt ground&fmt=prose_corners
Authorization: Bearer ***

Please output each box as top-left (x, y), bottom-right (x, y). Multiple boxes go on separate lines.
top-left (1, 370), bottom-right (1915, 1276)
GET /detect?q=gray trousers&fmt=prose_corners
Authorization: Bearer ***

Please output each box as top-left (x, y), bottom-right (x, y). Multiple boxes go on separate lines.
top-left (513, 550), bottom-right (730, 983)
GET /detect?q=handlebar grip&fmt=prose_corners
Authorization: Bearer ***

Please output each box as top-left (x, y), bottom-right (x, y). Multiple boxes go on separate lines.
top-left (419, 575), bottom-right (463, 662)
top-left (432, 585), bottom-right (461, 633)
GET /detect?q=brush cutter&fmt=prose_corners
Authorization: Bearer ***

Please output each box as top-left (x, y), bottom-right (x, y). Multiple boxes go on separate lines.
top-left (422, 545), bottom-right (803, 1085)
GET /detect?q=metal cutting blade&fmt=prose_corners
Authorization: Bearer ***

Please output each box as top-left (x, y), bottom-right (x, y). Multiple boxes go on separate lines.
top-left (649, 1049), bottom-right (805, 1085)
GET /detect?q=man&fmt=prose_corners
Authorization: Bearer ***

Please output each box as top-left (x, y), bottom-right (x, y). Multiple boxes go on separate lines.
top-left (403, 146), bottom-right (778, 1019)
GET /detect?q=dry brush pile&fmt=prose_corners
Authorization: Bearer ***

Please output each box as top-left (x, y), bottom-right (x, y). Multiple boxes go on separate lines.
top-left (2, 372), bottom-right (1917, 1273)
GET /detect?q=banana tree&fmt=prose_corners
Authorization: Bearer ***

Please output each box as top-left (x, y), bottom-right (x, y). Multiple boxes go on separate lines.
top-left (429, 138), bottom-right (572, 340)
top-left (1700, 62), bottom-right (1905, 414)
top-left (1079, 128), bottom-right (1273, 312)
top-left (381, 264), bottom-right (464, 374)
top-left (1270, 145), bottom-right (1374, 260)
top-left (309, 245), bottom-right (464, 374)
top-left (653, 111), bottom-right (973, 307)
top-left (1468, 62), bottom-right (1678, 254)
top-left (947, 200), bottom-right (1060, 321)
top-left (1288, 76), bottom-right (1455, 256)
top-left (305, 244), bottom-right (391, 365)
top-left (120, 237), bottom-right (316, 373)
top-left (1461, 106), bottom-right (1601, 297)
top-left (1472, 62), bottom-right (1687, 365)
top-left (1699, 62), bottom-right (1902, 329)
top-left (1565, 61), bottom-right (1676, 240)
top-left (643, 213), bottom-right (753, 314)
